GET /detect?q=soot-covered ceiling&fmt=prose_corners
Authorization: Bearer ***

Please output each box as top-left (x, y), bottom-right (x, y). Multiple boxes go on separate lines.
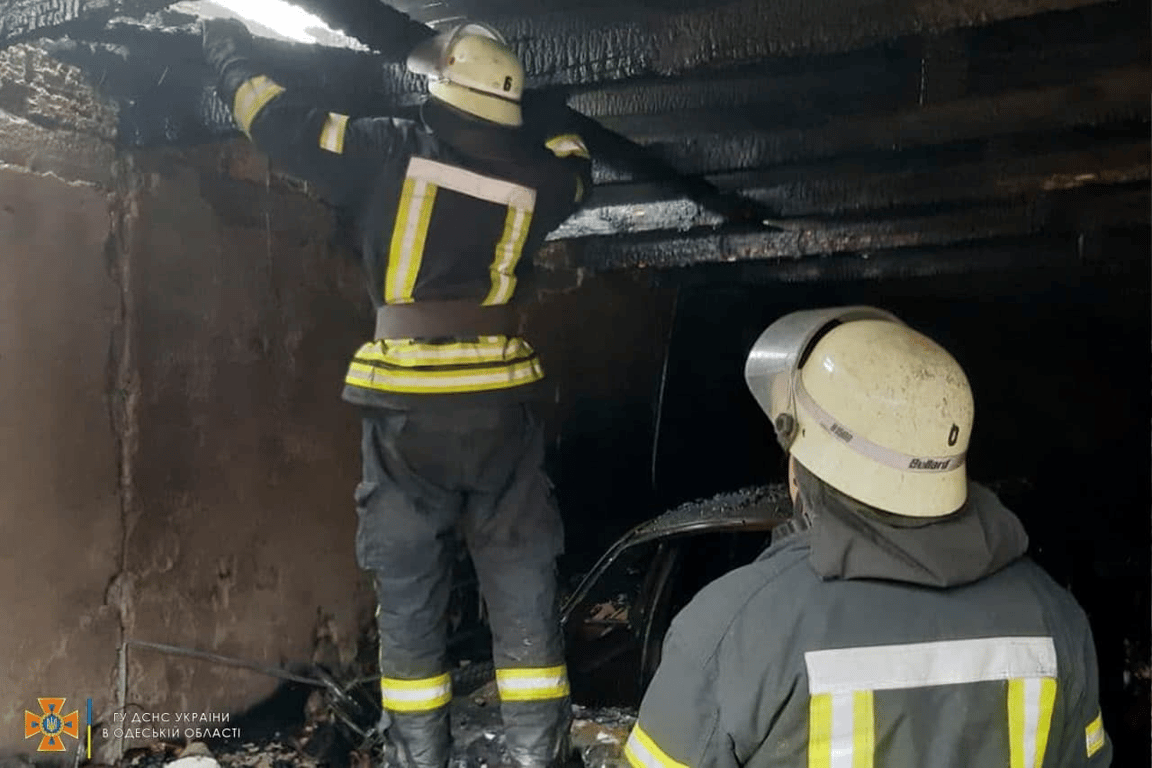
top-left (1, 0), bottom-right (1147, 277)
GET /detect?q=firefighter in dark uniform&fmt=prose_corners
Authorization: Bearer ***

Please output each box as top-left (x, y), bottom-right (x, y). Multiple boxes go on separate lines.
top-left (203, 19), bottom-right (592, 768)
top-left (626, 307), bottom-right (1112, 768)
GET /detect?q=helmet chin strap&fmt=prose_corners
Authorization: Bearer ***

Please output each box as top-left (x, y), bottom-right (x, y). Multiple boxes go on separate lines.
top-left (773, 491), bottom-right (814, 542)
top-left (774, 458), bottom-right (815, 542)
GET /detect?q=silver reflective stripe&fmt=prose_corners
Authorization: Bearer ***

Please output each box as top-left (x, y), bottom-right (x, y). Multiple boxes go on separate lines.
top-left (830, 692), bottom-right (854, 768)
top-left (390, 177), bottom-right (433, 299)
top-left (1022, 677), bottom-right (1042, 768)
top-left (794, 376), bottom-right (966, 473)
top-left (406, 157), bottom-right (536, 210)
top-left (484, 206), bottom-right (532, 305)
top-left (624, 726), bottom-right (688, 768)
top-left (381, 683), bottom-right (449, 703)
top-left (1085, 712), bottom-right (1105, 757)
top-left (380, 673), bottom-right (452, 712)
top-left (495, 666), bottom-right (569, 701)
top-left (805, 637), bottom-right (1058, 695)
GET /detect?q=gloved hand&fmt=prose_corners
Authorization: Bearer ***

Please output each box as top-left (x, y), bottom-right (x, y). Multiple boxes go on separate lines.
top-left (202, 17), bottom-right (253, 74)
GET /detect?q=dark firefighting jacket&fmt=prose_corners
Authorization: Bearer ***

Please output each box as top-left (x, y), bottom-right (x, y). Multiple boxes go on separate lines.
top-left (207, 30), bottom-right (592, 410)
top-left (626, 468), bottom-right (1112, 768)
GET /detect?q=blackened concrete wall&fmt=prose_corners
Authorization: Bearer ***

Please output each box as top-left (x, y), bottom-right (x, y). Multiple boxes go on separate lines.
top-left (0, 122), bottom-right (387, 757)
top-left (112, 144), bottom-right (377, 747)
top-left (0, 42), bottom-right (389, 760)
top-left (0, 166), bottom-right (123, 755)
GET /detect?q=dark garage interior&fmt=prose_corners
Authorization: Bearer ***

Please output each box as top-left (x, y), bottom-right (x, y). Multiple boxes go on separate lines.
top-left (0, 0), bottom-right (1147, 765)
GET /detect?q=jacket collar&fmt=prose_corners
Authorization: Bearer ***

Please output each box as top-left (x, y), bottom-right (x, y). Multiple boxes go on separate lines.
top-left (787, 463), bottom-right (1030, 588)
top-left (420, 99), bottom-right (537, 165)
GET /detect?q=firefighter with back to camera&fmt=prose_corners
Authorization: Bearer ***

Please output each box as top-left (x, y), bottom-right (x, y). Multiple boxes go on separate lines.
top-left (202, 17), bottom-right (593, 768)
top-left (625, 307), bottom-right (1111, 768)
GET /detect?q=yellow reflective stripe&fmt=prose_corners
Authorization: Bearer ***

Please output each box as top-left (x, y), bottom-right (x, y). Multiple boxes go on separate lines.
top-left (483, 205), bottom-right (534, 305)
top-left (319, 112), bottom-right (349, 153)
top-left (385, 177), bottom-right (438, 303)
top-left (356, 337), bottom-right (534, 367)
top-left (852, 691), bottom-right (874, 768)
top-left (624, 724), bottom-right (688, 768)
top-left (808, 691), bottom-right (872, 768)
top-left (546, 133), bottom-right (590, 159)
top-left (1009, 677), bottom-right (1057, 768)
top-left (380, 673), bottom-right (451, 712)
top-left (345, 357), bottom-right (543, 394)
top-left (1009, 678), bottom-right (1026, 768)
top-left (495, 665), bottom-right (570, 702)
top-left (385, 177), bottom-right (416, 301)
top-left (808, 692), bottom-right (832, 768)
top-left (385, 157), bottom-right (537, 305)
top-left (233, 75), bottom-right (286, 136)
top-left (1035, 678), bottom-right (1056, 766)
top-left (1085, 711), bottom-right (1105, 758)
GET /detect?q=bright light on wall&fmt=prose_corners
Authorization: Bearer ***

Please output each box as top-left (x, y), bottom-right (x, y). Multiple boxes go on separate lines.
top-left (173, 0), bottom-right (367, 49)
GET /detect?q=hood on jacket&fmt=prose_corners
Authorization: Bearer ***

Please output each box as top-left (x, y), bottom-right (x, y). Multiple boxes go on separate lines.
top-left (794, 462), bottom-right (1029, 588)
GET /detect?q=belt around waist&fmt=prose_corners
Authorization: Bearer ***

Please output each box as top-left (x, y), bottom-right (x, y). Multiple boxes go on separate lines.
top-left (374, 300), bottom-right (521, 340)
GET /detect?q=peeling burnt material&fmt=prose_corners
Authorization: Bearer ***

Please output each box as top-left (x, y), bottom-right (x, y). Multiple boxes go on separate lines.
top-left (4, 0), bottom-right (1145, 270)
top-left (542, 181), bottom-right (1150, 272)
top-left (0, 0), bottom-right (174, 47)
top-left (0, 43), bottom-right (118, 183)
top-left (393, 0), bottom-right (1115, 83)
top-left (555, 140), bottom-right (1151, 236)
top-left (29, 5), bottom-right (778, 225)
top-left (43, 19), bottom-right (429, 145)
top-left (224, 0), bottom-right (783, 226)
top-left (584, 66), bottom-right (1151, 180)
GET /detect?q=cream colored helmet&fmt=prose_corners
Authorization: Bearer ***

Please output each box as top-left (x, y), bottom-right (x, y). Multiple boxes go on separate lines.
top-left (745, 307), bottom-right (974, 517)
top-left (406, 22), bottom-right (524, 127)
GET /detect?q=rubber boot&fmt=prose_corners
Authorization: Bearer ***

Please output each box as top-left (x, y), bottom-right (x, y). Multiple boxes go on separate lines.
top-left (384, 708), bottom-right (451, 768)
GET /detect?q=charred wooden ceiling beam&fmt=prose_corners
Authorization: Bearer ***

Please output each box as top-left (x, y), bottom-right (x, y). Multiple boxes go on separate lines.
top-left (36, 5), bottom-right (1148, 169)
top-left (253, 0), bottom-right (785, 226)
top-left (383, 0), bottom-right (1118, 84)
top-left (37, 2), bottom-right (785, 226)
top-left (643, 232), bottom-right (1149, 288)
top-left (553, 140), bottom-right (1150, 237)
top-left (567, 0), bottom-right (1148, 121)
top-left (0, 0), bottom-right (177, 47)
top-left (43, 18), bottom-right (427, 145)
top-left (3, 0), bottom-right (1146, 273)
top-left (588, 65), bottom-right (1150, 182)
top-left (539, 183), bottom-right (1149, 271)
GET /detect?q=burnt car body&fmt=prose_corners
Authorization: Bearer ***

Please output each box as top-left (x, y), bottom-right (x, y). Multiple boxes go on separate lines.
top-left (559, 484), bottom-right (792, 704)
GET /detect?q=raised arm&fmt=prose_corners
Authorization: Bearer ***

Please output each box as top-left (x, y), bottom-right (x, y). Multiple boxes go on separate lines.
top-left (202, 19), bottom-right (426, 207)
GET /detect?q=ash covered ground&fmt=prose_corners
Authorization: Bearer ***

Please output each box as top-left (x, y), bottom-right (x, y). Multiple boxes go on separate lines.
top-left (113, 687), bottom-right (634, 768)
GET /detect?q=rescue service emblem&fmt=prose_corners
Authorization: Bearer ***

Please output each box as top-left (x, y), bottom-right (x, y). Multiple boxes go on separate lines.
top-left (24, 698), bottom-right (79, 751)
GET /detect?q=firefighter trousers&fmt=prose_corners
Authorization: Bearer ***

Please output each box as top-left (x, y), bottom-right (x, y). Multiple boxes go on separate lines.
top-left (355, 403), bottom-right (570, 768)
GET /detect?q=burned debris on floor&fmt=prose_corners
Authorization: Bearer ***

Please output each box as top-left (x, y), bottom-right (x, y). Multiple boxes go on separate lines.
top-left (109, 680), bottom-right (637, 768)
top-left (104, 484), bottom-right (794, 768)
top-left (112, 700), bottom-right (636, 768)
